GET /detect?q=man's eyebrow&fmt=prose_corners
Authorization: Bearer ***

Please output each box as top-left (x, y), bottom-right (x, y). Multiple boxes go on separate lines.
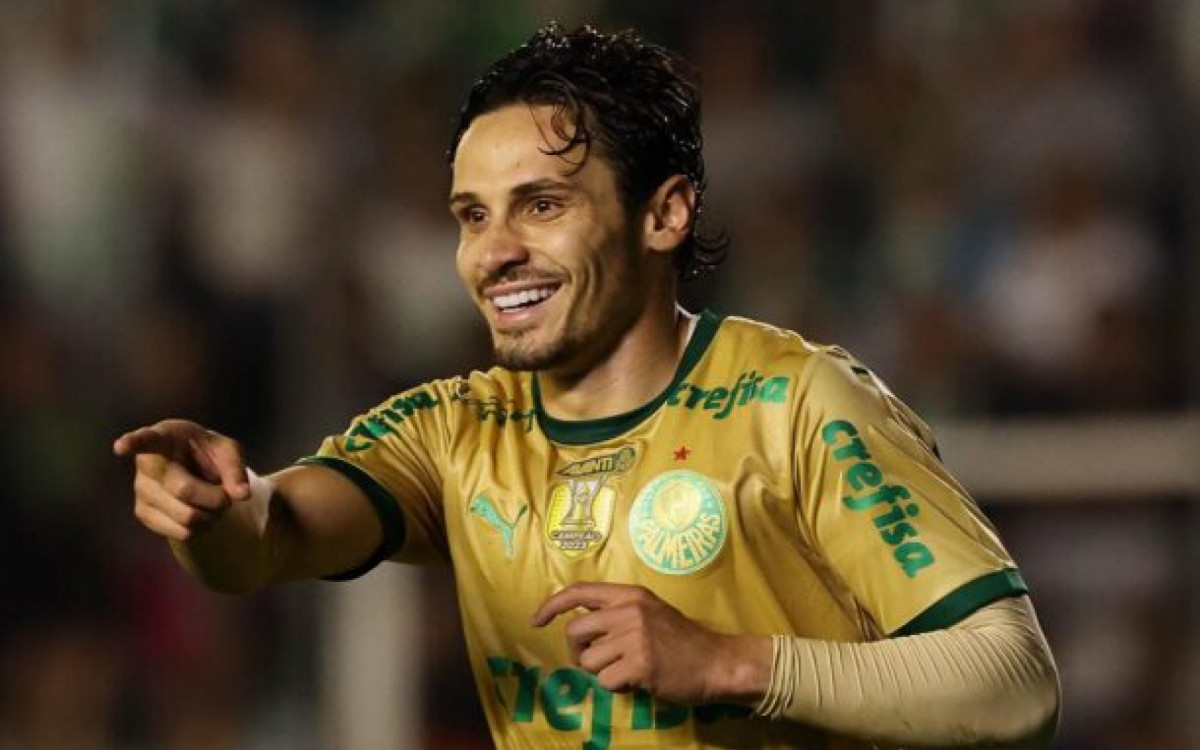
top-left (448, 178), bottom-right (575, 209)
top-left (510, 178), bottom-right (574, 200)
top-left (448, 190), bottom-right (480, 209)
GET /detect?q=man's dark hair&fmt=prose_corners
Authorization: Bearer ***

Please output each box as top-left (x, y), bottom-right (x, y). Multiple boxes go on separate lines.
top-left (449, 23), bottom-right (727, 281)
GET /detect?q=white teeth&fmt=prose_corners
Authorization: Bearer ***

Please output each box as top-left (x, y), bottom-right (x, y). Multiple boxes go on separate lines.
top-left (494, 286), bottom-right (556, 311)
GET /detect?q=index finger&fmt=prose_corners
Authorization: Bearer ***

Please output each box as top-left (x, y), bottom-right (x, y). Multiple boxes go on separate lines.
top-left (113, 426), bottom-right (174, 458)
top-left (532, 582), bottom-right (640, 627)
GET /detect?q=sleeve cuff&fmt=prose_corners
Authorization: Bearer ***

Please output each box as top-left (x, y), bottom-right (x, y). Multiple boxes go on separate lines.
top-left (891, 568), bottom-right (1029, 636)
top-left (297, 455), bottom-right (407, 581)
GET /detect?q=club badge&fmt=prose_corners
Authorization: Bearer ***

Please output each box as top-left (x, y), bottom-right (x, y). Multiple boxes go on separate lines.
top-left (629, 470), bottom-right (727, 575)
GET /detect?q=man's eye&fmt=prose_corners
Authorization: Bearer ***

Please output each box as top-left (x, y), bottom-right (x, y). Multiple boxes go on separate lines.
top-left (462, 207), bottom-right (487, 225)
top-left (531, 198), bottom-right (559, 215)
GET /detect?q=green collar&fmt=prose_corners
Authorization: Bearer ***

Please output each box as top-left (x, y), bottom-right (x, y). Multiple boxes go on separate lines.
top-left (532, 309), bottom-right (724, 445)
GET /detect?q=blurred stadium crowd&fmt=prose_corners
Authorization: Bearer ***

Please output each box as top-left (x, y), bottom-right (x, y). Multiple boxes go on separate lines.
top-left (0, 1), bottom-right (1197, 748)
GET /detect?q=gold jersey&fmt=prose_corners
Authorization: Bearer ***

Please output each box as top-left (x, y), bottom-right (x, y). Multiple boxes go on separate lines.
top-left (304, 311), bottom-right (1026, 750)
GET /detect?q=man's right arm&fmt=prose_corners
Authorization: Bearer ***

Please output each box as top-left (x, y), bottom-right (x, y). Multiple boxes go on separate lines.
top-left (114, 419), bottom-right (384, 594)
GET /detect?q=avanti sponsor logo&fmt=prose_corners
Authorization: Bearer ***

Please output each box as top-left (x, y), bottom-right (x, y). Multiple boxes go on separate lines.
top-left (665, 370), bottom-right (789, 419)
top-left (487, 656), bottom-right (750, 750)
top-left (557, 447), bottom-right (636, 478)
top-left (821, 419), bottom-right (935, 578)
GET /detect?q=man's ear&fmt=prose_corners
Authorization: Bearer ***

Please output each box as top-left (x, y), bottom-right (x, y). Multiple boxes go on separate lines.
top-left (642, 175), bottom-right (696, 255)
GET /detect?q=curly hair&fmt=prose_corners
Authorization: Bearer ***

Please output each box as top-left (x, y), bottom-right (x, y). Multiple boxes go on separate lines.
top-left (448, 23), bottom-right (728, 281)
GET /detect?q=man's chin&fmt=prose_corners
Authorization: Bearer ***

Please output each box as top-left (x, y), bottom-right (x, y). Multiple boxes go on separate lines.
top-left (491, 332), bottom-right (569, 372)
top-left (493, 347), bottom-right (561, 372)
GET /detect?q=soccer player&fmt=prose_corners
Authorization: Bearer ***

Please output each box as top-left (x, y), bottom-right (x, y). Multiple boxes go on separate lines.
top-left (114, 24), bottom-right (1060, 750)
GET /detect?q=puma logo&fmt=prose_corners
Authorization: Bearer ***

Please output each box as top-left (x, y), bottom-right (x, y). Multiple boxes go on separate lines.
top-left (470, 495), bottom-right (527, 560)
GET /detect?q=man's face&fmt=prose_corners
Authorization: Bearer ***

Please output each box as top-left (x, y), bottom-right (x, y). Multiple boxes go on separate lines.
top-left (450, 104), bottom-right (648, 373)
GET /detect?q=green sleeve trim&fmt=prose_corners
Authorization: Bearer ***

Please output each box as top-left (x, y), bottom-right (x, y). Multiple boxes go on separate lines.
top-left (296, 455), bottom-right (407, 581)
top-left (533, 309), bottom-right (724, 445)
top-left (891, 568), bottom-right (1029, 636)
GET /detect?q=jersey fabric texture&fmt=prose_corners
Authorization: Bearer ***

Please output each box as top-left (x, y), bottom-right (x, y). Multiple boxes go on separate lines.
top-left (303, 310), bottom-right (1027, 750)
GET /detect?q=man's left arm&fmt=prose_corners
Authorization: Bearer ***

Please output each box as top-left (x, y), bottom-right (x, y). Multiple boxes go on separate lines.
top-left (756, 594), bottom-right (1059, 748)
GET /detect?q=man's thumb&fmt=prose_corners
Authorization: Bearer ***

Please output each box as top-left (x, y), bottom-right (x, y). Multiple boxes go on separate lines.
top-left (194, 435), bottom-right (251, 501)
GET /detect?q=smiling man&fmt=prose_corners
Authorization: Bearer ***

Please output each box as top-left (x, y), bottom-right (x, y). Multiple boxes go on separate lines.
top-left (115, 24), bottom-right (1060, 750)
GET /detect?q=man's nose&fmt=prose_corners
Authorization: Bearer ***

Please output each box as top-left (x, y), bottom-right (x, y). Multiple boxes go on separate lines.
top-left (478, 219), bottom-right (530, 274)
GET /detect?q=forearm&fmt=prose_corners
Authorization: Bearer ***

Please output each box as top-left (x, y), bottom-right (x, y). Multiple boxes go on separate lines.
top-left (756, 597), bottom-right (1060, 748)
top-left (171, 464), bottom-right (388, 592)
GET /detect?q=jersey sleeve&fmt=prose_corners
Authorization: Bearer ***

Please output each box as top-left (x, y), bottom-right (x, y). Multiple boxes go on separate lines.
top-left (792, 348), bottom-right (1027, 636)
top-left (299, 382), bottom-right (452, 578)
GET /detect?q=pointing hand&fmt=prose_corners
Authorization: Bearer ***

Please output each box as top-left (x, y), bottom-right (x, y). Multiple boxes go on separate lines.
top-left (114, 419), bottom-right (251, 541)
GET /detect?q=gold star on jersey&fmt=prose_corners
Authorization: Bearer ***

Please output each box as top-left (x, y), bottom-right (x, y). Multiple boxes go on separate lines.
top-left (302, 310), bottom-right (1028, 750)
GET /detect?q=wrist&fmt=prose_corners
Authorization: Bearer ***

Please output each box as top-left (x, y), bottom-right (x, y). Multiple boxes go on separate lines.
top-left (169, 467), bottom-right (276, 593)
top-left (246, 467), bottom-right (276, 506)
top-left (706, 634), bottom-right (773, 706)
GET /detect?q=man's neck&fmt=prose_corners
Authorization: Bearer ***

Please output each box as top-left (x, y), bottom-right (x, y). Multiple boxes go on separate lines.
top-left (538, 303), bottom-right (697, 422)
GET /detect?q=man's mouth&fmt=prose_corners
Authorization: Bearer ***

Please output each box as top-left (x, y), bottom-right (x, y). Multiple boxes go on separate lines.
top-left (489, 284), bottom-right (561, 313)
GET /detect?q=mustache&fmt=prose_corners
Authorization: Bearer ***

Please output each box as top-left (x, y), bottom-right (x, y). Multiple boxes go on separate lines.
top-left (480, 268), bottom-right (563, 289)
